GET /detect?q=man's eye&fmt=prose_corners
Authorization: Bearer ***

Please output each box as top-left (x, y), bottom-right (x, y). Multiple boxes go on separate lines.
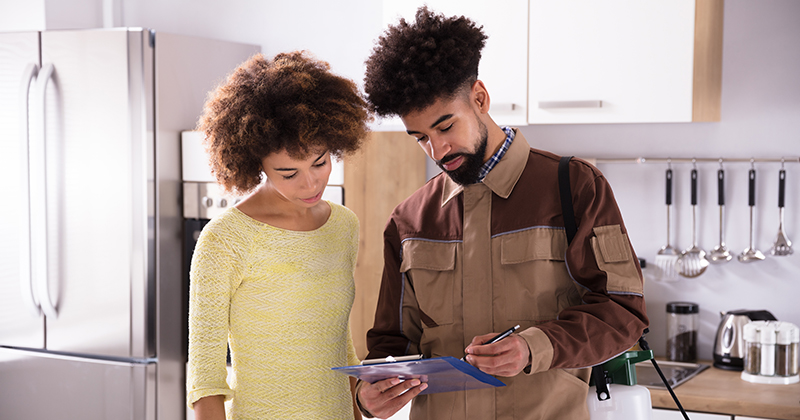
top-left (415, 136), bottom-right (427, 143)
top-left (441, 124), bottom-right (453, 132)
top-left (283, 173), bottom-right (297, 180)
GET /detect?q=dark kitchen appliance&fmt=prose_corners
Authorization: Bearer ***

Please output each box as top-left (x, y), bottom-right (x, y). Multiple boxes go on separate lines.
top-left (713, 309), bottom-right (777, 370)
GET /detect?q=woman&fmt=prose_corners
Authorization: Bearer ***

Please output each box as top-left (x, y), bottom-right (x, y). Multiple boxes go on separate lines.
top-left (187, 51), bottom-right (370, 419)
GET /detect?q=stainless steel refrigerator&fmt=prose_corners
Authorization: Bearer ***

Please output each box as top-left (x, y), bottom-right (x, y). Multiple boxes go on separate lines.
top-left (0, 28), bottom-right (259, 419)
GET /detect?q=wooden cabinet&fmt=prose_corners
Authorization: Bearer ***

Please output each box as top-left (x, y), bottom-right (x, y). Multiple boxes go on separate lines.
top-left (372, 0), bottom-right (528, 131)
top-left (528, 0), bottom-right (723, 124)
top-left (344, 132), bottom-right (427, 358)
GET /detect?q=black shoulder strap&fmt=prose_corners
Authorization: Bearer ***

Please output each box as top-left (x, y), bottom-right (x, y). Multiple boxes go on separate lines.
top-left (559, 156), bottom-right (611, 401)
top-left (558, 156), bottom-right (577, 245)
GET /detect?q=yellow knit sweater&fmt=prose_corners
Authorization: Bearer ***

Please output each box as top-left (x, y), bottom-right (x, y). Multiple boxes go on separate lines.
top-left (187, 203), bottom-right (360, 419)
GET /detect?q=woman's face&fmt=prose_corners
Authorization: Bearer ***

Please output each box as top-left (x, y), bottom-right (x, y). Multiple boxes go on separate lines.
top-left (261, 149), bottom-right (332, 207)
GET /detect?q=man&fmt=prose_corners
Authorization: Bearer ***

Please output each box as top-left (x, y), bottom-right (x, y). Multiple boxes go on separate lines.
top-left (356, 7), bottom-right (648, 419)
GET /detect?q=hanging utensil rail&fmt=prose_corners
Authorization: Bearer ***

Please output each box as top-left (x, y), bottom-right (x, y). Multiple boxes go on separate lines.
top-left (593, 157), bottom-right (800, 164)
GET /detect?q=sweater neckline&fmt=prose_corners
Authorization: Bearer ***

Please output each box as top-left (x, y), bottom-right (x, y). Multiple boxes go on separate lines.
top-left (229, 201), bottom-right (337, 233)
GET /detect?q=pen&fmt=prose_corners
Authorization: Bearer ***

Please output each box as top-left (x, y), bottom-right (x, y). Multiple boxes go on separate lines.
top-left (483, 324), bottom-right (520, 345)
top-left (462, 324), bottom-right (521, 361)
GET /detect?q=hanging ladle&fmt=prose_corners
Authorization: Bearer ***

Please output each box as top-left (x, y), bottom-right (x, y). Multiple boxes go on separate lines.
top-left (739, 164), bottom-right (766, 262)
top-left (709, 163), bottom-right (732, 263)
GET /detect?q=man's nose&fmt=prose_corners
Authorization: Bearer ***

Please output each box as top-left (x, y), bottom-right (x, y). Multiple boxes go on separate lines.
top-left (428, 135), bottom-right (450, 161)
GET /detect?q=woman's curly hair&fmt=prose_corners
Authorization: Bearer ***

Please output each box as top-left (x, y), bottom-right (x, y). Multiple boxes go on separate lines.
top-left (364, 6), bottom-right (487, 117)
top-left (198, 51), bottom-right (371, 194)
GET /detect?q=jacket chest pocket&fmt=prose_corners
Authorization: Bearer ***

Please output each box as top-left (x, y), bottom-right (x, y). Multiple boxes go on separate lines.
top-left (499, 228), bottom-right (581, 322)
top-left (400, 240), bottom-right (458, 327)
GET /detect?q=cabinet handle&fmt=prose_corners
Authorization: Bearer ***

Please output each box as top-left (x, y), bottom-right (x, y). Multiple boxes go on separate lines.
top-left (491, 103), bottom-right (523, 113)
top-left (19, 62), bottom-right (41, 316)
top-left (538, 100), bottom-right (603, 109)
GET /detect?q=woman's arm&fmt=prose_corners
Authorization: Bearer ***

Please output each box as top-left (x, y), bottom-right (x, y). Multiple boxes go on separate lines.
top-left (193, 395), bottom-right (226, 420)
top-left (350, 376), bottom-right (363, 420)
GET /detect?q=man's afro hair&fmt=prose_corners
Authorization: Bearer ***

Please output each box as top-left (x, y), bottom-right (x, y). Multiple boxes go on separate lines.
top-left (364, 6), bottom-right (487, 117)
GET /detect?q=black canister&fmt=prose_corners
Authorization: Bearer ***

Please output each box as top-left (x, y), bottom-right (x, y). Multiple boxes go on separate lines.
top-left (667, 302), bottom-right (699, 362)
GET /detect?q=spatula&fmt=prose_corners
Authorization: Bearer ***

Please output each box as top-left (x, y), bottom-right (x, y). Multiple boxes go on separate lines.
top-left (655, 168), bottom-right (679, 280)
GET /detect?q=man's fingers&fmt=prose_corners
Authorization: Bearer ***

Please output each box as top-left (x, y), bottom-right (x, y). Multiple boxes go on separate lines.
top-left (368, 377), bottom-right (401, 394)
top-left (360, 378), bottom-right (428, 418)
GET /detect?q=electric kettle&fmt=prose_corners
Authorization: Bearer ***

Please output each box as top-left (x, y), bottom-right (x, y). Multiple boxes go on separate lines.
top-left (713, 309), bottom-right (777, 370)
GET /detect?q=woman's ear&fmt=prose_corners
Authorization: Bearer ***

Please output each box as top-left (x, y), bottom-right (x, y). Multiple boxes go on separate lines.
top-left (471, 80), bottom-right (491, 114)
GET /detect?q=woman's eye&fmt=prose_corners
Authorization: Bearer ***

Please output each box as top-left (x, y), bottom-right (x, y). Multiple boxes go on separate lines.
top-left (415, 136), bottom-right (427, 143)
top-left (441, 124), bottom-right (453, 132)
top-left (283, 173), bottom-right (297, 180)
top-left (314, 160), bottom-right (328, 167)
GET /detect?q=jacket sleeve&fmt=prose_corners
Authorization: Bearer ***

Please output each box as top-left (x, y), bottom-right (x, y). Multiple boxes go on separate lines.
top-left (364, 216), bottom-right (419, 359)
top-left (523, 161), bottom-right (649, 373)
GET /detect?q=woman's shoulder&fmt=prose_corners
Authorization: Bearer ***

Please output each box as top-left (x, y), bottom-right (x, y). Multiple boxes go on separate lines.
top-left (199, 208), bottom-right (260, 242)
top-left (328, 202), bottom-right (359, 229)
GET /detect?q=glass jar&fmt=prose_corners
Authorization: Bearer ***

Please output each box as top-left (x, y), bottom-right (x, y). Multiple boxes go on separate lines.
top-left (759, 322), bottom-right (776, 377)
top-left (666, 302), bottom-right (699, 362)
top-left (743, 321), bottom-right (761, 375)
top-left (776, 322), bottom-right (799, 377)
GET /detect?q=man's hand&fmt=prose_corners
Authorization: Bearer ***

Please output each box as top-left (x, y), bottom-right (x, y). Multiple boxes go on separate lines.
top-left (464, 333), bottom-right (531, 377)
top-left (357, 377), bottom-right (427, 419)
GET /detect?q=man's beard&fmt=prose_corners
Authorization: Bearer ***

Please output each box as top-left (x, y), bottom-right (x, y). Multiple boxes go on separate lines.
top-left (436, 120), bottom-right (489, 185)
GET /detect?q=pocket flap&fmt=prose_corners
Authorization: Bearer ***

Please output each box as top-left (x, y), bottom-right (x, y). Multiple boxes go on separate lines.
top-left (593, 225), bottom-right (630, 263)
top-left (501, 228), bottom-right (567, 264)
top-left (400, 240), bottom-right (457, 272)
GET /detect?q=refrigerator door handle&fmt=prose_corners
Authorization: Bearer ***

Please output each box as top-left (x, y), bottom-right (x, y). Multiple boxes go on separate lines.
top-left (31, 63), bottom-right (58, 319)
top-left (19, 62), bottom-right (41, 316)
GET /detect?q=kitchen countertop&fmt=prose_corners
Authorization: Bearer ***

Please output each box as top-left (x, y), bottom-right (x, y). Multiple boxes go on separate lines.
top-left (647, 360), bottom-right (800, 419)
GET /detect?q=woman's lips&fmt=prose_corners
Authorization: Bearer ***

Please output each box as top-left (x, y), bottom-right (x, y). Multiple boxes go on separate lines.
top-left (441, 156), bottom-right (463, 171)
top-left (301, 191), bottom-right (323, 203)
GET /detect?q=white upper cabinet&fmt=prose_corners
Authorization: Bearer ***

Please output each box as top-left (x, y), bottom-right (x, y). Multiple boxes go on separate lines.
top-left (374, 0), bottom-right (528, 130)
top-left (528, 0), bottom-right (723, 124)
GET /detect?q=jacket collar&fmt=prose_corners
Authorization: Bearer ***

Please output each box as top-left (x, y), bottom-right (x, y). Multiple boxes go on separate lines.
top-left (441, 128), bottom-right (530, 206)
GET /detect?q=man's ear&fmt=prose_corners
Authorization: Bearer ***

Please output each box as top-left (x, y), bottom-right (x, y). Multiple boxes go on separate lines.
top-left (471, 80), bottom-right (491, 114)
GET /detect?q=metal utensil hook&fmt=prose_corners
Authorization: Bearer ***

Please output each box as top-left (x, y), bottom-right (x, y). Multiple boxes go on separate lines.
top-left (718, 158), bottom-right (724, 169)
top-left (781, 157), bottom-right (785, 169)
top-left (667, 158), bottom-right (672, 170)
top-left (750, 158), bottom-right (756, 169)
top-left (692, 158), bottom-right (697, 170)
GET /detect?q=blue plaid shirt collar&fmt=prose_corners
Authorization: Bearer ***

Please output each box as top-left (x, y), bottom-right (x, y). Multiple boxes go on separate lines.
top-left (477, 126), bottom-right (515, 182)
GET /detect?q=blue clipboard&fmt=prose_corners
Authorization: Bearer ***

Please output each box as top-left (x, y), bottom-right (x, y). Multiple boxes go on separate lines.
top-left (332, 356), bottom-right (506, 395)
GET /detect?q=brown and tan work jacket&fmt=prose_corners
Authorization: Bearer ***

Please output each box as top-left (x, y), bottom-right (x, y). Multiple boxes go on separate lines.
top-left (358, 130), bottom-right (648, 419)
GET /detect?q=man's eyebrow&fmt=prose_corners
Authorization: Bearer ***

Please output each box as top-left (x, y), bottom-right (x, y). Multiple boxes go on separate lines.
top-left (273, 152), bottom-right (326, 171)
top-left (406, 114), bottom-right (454, 135)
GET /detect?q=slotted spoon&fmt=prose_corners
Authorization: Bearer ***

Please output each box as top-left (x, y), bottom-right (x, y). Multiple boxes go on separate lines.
top-left (679, 168), bottom-right (709, 277)
top-left (771, 168), bottom-right (793, 256)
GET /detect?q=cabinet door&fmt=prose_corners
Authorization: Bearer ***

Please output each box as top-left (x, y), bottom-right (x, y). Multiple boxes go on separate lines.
top-left (376, 0), bottom-right (528, 130)
top-left (529, 0), bottom-right (711, 124)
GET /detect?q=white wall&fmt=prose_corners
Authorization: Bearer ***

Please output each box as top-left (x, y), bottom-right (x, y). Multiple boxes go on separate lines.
top-left (519, 0), bottom-right (800, 359)
top-left (120, 0), bottom-right (383, 92)
top-left (15, 0), bottom-right (795, 361)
